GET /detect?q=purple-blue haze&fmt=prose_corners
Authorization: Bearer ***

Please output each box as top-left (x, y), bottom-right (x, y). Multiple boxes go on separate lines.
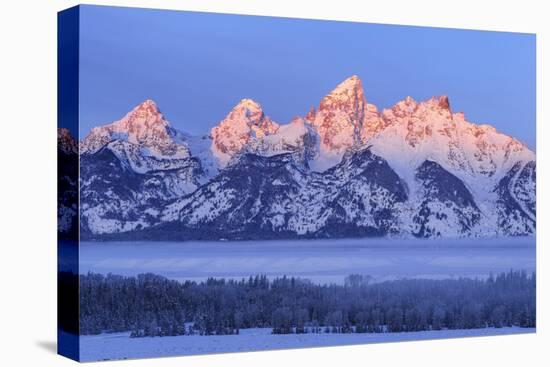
top-left (78, 5), bottom-right (536, 149)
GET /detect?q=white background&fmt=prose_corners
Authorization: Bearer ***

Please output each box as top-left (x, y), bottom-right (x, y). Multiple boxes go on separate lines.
top-left (0, 0), bottom-right (548, 366)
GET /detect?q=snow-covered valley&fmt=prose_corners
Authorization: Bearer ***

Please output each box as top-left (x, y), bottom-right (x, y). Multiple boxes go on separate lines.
top-left (77, 237), bottom-right (535, 361)
top-left (78, 327), bottom-right (534, 361)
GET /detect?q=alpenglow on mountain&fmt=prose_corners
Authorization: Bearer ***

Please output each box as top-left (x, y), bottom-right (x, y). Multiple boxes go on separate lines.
top-left (63, 75), bottom-right (535, 240)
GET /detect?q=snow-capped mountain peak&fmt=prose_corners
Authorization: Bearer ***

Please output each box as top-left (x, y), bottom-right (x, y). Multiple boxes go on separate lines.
top-left (210, 98), bottom-right (279, 166)
top-left (224, 98), bottom-right (278, 135)
top-left (312, 75), bottom-right (366, 157)
top-left (324, 75), bottom-right (363, 99)
top-left (318, 75), bottom-right (366, 119)
top-left (119, 99), bottom-right (167, 130)
top-left (78, 101), bottom-right (208, 235)
top-left (310, 75), bottom-right (387, 171)
top-left (232, 98), bottom-right (263, 118)
top-left (104, 99), bottom-right (169, 140)
top-left (81, 99), bottom-right (190, 159)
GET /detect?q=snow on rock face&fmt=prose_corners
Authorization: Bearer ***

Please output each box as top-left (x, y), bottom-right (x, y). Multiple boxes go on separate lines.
top-left (80, 99), bottom-right (201, 176)
top-left (81, 100), bottom-right (191, 159)
top-left (80, 145), bottom-right (203, 236)
top-left (159, 153), bottom-right (314, 237)
top-left (512, 161), bottom-right (536, 218)
top-left (365, 94), bottom-right (535, 238)
top-left (370, 95), bottom-right (534, 191)
top-left (78, 100), bottom-right (206, 236)
top-left (360, 103), bottom-right (387, 142)
top-left (210, 99), bottom-right (279, 166)
top-left (318, 148), bottom-right (409, 237)
top-left (494, 161), bottom-right (536, 236)
top-left (313, 75), bottom-right (365, 155)
top-left (371, 95), bottom-right (464, 178)
top-left (156, 148), bottom-right (408, 240)
top-left (411, 160), bottom-right (482, 238)
top-left (309, 75), bottom-right (386, 171)
top-left (381, 95), bottom-right (454, 148)
top-left (455, 112), bottom-right (535, 179)
top-left (248, 117), bottom-right (318, 166)
top-left (77, 75), bottom-right (536, 239)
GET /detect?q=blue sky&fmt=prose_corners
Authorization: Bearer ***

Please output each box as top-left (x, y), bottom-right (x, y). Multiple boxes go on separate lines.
top-left (78, 5), bottom-right (536, 149)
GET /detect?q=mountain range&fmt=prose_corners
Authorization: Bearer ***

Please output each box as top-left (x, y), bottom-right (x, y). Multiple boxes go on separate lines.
top-left (58, 75), bottom-right (536, 240)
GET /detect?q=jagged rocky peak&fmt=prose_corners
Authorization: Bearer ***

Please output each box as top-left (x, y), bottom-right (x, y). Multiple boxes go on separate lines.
top-left (372, 90), bottom-right (535, 186)
top-left (380, 94), bottom-right (456, 144)
top-left (120, 99), bottom-right (166, 130)
top-left (81, 99), bottom-right (190, 158)
top-left (231, 98), bottom-right (262, 118)
top-left (318, 75), bottom-right (367, 122)
top-left (305, 106), bottom-right (316, 122)
top-left (388, 95), bottom-right (451, 118)
top-left (309, 75), bottom-right (387, 171)
top-left (312, 75), bottom-right (367, 155)
top-left (456, 118), bottom-right (534, 178)
top-left (320, 75), bottom-right (365, 107)
top-left (228, 98), bottom-right (278, 135)
top-left (436, 95), bottom-right (450, 110)
top-left (389, 96), bottom-right (418, 115)
top-left (360, 101), bottom-right (387, 143)
top-left (108, 99), bottom-right (170, 140)
top-left (210, 98), bottom-right (279, 166)
top-left (421, 95), bottom-right (452, 117)
top-left (58, 128), bottom-right (78, 154)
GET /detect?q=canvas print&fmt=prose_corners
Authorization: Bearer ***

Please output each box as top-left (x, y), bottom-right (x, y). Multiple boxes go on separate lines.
top-left (58, 5), bottom-right (536, 362)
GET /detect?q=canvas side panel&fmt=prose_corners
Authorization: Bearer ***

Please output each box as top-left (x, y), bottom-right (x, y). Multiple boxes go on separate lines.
top-left (57, 5), bottom-right (80, 362)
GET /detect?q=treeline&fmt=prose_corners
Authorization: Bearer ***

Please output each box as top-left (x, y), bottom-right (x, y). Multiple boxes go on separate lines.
top-left (77, 270), bottom-right (535, 337)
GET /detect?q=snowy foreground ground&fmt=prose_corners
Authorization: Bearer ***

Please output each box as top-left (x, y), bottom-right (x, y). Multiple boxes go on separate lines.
top-left (79, 327), bottom-right (534, 361)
